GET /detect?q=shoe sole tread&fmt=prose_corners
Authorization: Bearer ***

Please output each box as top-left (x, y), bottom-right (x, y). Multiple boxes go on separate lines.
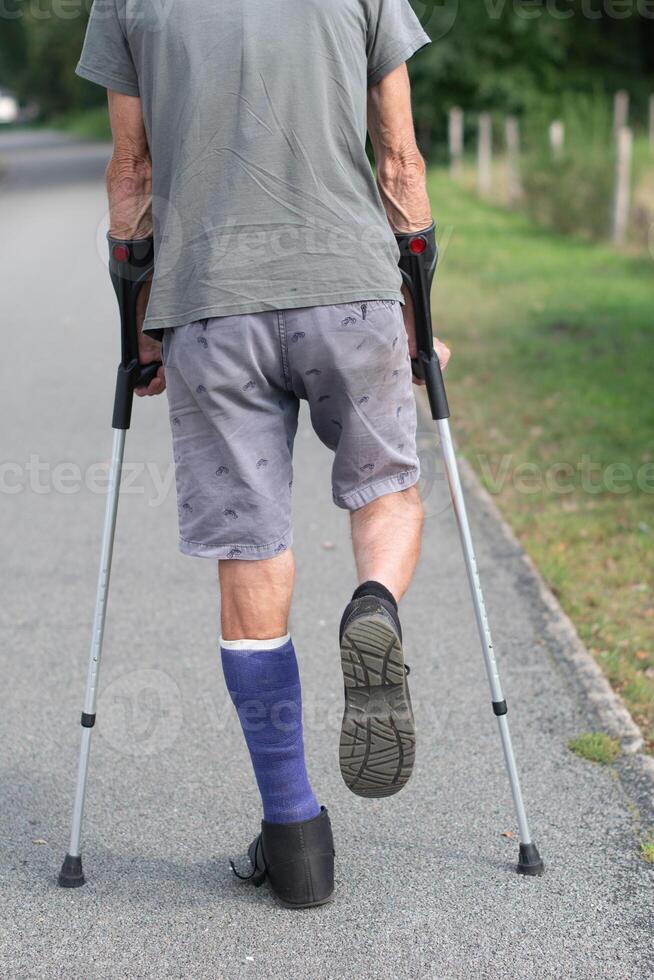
top-left (339, 612), bottom-right (415, 798)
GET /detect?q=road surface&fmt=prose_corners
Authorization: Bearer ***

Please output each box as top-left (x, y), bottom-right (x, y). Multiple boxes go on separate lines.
top-left (1, 131), bottom-right (652, 979)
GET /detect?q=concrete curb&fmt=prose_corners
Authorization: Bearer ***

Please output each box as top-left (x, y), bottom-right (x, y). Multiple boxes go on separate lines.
top-left (453, 450), bottom-right (654, 787)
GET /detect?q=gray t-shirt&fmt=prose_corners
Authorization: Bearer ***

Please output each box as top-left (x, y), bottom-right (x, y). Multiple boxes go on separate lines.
top-left (77, 0), bottom-right (430, 331)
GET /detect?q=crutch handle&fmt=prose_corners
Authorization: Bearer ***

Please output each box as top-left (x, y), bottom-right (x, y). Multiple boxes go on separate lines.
top-left (107, 235), bottom-right (162, 429)
top-left (395, 223), bottom-right (450, 421)
top-left (417, 349), bottom-right (450, 423)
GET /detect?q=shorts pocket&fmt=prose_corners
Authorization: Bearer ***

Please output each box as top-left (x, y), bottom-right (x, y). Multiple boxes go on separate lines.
top-left (339, 300), bottom-right (398, 320)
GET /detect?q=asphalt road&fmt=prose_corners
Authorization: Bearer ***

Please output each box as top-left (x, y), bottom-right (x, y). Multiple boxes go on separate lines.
top-left (1, 131), bottom-right (652, 980)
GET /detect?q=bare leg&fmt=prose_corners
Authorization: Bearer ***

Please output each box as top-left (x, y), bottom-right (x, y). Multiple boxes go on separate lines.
top-left (350, 486), bottom-right (424, 603)
top-left (219, 550), bottom-right (295, 640)
top-left (340, 486), bottom-right (422, 797)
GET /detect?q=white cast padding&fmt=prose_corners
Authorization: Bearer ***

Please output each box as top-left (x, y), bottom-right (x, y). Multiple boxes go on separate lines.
top-left (219, 633), bottom-right (291, 651)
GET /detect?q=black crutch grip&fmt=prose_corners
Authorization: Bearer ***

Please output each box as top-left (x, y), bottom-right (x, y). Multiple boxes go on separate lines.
top-left (395, 222), bottom-right (450, 421)
top-left (420, 351), bottom-right (450, 422)
top-left (107, 235), bottom-right (161, 429)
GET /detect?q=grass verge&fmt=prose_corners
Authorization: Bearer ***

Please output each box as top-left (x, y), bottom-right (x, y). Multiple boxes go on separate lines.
top-left (568, 732), bottom-right (621, 764)
top-left (428, 170), bottom-right (654, 750)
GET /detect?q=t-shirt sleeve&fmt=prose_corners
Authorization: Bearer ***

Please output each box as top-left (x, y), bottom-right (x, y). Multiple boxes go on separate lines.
top-left (366, 0), bottom-right (431, 88)
top-left (75, 0), bottom-right (139, 97)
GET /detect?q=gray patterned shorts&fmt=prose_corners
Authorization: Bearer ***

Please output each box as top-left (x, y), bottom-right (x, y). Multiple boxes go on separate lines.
top-left (163, 301), bottom-right (420, 560)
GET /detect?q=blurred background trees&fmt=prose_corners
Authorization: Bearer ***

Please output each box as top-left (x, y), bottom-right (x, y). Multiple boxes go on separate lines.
top-left (1, 3), bottom-right (93, 118)
top-left (0, 0), bottom-right (28, 91)
top-left (1, 1), bottom-right (653, 126)
top-left (410, 2), bottom-right (654, 157)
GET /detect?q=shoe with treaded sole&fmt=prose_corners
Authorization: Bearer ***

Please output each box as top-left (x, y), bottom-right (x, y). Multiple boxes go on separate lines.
top-left (339, 596), bottom-right (415, 798)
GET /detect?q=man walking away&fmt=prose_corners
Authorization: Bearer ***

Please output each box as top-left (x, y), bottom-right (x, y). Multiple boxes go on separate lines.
top-left (76, 0), bottom-right (449, 908)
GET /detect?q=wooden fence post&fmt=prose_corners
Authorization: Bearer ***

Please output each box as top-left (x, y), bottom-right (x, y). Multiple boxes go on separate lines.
top-left (477, 113), bottom-right (492, 197)
top-left (549, 120), bottom-right (565, 160)
top-left (449, 107), bottom-right (464, 180)
top-left (505, 116), bottom-right (523, 204)
top-left (613, 90), bottom-right (629, 137)
top-left (612, 126), bottom-right (633, 246)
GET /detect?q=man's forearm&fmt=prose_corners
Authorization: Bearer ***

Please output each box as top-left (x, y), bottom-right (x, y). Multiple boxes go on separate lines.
top-left (106, 150), bottom-right (152, 240)
top-left (106, 90), bottom-right (153, 240)
top-left (367, 65), bottom-right (431, 233)
top-left (367, 65), bottom-right (450, 376)
top-left (375, 149), bottom-right (431, 234)
top-left (104, 90), bottom-right (163, 396)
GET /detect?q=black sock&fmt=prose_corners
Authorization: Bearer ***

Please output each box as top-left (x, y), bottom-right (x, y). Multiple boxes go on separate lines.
top-left (341, 580), bottom-right (402, 643)
top-left (352, 580), bottom-right (398, 610)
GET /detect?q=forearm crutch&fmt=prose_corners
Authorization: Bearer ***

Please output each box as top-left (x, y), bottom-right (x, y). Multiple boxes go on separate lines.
top-left (396, 224), bottom-right (544, 876)
top-left (59, 237), bottom-right (160, 887)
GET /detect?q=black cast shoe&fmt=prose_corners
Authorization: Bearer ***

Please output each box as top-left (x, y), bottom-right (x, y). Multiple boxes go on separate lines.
top-left (338, 595), bottom-right (415, 798)
top-left (231, 807), bottom-right (335, 909)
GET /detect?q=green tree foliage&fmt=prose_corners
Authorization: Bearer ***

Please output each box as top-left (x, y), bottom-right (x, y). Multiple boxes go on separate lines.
top-left (19, 7), bottom-right (97, 116)
top-left (0, 0), bottom-right (28, 84)
top-left (414, 2), bottom-right (654, 153)
top-left (1, 0), bottom-right (101, 115)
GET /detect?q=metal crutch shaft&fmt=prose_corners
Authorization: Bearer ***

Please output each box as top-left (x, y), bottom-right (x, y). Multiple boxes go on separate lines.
top-left (59, 237), bottom-right (159, 888)
top-left (437, 416), bottom-right (542, 872)
top-left (58, 429), bottom-right (126, 886)
top-left (396, 224), bottom-right (544, 876)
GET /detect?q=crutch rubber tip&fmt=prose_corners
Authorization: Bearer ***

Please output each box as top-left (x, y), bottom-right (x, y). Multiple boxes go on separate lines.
top-left (517, 842), bottom-right (544, 876)
top-left (58, 853), bottom-right (85, 888)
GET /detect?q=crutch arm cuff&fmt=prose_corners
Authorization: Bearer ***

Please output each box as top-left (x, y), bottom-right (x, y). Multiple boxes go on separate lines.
top-left (394, 221), bottom-right (438, 367)
top-left (395, 222), bottom-right (449, 420)
top-left (107, 235), bottom-right (154, 280)
top-left (107, 235), bottom-right (161, 428)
